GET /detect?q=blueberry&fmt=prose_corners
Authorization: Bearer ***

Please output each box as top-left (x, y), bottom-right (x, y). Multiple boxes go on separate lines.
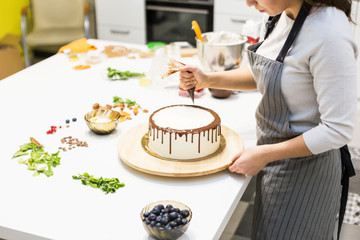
top-left (148, 213), bottom-right (156, 221)
top-left (150, 220), bottom-right (156, 226)
top-left (170, 207), bottom-right (179, 213)
top-left (169, 212), bottom-right (178, 220)
top-left (180, 209), bottom-right (190, 218)
top-left (155, 222), bottom-right (162, 228)
top-left (164, 225), bottom-right (171, 229)
top-left (72, 118), bottom-right (77, 122)
top-left (166, 204), bottom-right (173, 209)
top-left (181, 218), bottom-right (188, 225)
top-left (162, 208), bottom-right (170, 214)
top-left (156, 215), bottom-right (162, 222)
top-left (156, 204), bottom-right (164, 210)
top-left (160, 217), bottom-right (169, 225)
top-left (65, 119), bottom-right (70, 124)
top-left (145, 218), bottom-right (151, 224)
top-left (169, 221), bottom-right (178, 228)
top-left (143, 212), bottom-right (151, 218)
top-left (151, 207), bottom-right (161, 215)
top-left (175, 217), bottom-right (183, 225)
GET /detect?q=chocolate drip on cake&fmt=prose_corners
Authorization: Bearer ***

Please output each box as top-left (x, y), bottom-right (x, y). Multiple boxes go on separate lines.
top-left (169, 133), bottom-right (172, 154)
top-left (149, 105), bottom-right (221, 155)
top-left (198, 133), bottom-right (201, 153)
top-left (215, 127), bottom-right (217, 142)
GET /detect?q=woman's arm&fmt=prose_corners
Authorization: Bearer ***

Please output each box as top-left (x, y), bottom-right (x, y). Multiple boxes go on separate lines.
top-left (229, 134), bottom-right (313, 176)
top-left (179, 65), bottom-right (257, 91)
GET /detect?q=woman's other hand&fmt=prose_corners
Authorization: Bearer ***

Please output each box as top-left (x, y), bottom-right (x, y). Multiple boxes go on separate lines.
top-left (228, 146), bottom-right (270, 176)
top-left (229, 135), bottom-right (313, 176)
top-left (179, 65), bottom-right (207, 90)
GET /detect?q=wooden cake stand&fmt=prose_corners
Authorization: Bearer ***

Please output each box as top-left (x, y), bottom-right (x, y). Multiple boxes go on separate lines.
top-left (117, 123), bottom-right (244, 177)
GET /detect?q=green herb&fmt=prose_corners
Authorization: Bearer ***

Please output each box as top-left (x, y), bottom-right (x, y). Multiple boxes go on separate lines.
top-left (107, 67), bottom-right (145, 79)
top-left (72, 173), bottom-right (125, 194)
top-left (113, 96), bottom-right (141, 109)
top-left (13, 142), bottom-right (38, 158)
top-left (12, 141), bottom-right (61, 177)
top-left (113, 96), bottom-right (125, 104)
top-left (125, 99), bottom-right (139, 107)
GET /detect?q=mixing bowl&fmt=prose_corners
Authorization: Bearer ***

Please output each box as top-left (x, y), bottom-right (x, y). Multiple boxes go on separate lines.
top-left (196, 31), bottom-right (247, 73)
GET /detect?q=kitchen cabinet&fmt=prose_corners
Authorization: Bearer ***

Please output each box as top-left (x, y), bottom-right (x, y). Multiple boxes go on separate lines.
top-left (95, 0), bottom-right (146, 44)
top-left (351, 0), bottom-right (360, 99)
top-left (214, 0), bottom-right (262, 34)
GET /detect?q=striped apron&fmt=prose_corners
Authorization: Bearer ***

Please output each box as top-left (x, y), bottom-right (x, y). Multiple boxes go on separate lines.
top-left (246, 2), bottom-right (354, 239)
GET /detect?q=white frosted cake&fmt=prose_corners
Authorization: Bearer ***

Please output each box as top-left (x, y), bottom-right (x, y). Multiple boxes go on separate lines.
top-left (148, 105), bottom-right (221, 160)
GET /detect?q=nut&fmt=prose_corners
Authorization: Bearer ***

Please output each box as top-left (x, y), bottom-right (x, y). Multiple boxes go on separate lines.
top-left (93, 103), bottom-right (100, 110)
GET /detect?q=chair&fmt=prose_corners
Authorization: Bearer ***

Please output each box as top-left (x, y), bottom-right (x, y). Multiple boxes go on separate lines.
top-left (21, 0), bottom-right (90, 67)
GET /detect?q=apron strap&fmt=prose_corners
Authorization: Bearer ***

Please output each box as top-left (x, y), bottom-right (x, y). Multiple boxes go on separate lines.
top-left (338, 145), bottom-right (356, 240)
top-left (276, 1), bottom-right (312, 62)
top-left (264, 14), bottom-right (281, 40)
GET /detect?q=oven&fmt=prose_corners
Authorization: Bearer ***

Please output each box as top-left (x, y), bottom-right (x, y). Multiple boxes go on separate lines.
top-left (146, 0), bottom-right (214, 46)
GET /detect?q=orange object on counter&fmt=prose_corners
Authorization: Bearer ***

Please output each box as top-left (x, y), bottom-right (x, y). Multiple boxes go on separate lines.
top-left (73, 64), bottom-right (91, 70)
top-left (57, 38), bottom-right (97, 54)
top-left (119, 111), bottom-right (131, 122)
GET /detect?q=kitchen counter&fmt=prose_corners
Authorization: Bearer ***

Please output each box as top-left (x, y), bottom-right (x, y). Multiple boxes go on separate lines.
top-left (0, 39), bottom-right (261, 240)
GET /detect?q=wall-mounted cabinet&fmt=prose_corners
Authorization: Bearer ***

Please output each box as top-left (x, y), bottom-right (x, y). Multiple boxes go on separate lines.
top-left (95, 0), bottom-right (146, 44)
top-left (214, 0), bottom-right (262, 34)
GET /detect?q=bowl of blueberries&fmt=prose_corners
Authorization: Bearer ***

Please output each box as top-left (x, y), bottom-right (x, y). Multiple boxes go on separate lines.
top-left (141, 200), bottom-right (192, 240)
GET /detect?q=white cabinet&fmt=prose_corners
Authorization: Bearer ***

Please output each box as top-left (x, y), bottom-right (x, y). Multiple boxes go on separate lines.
top-left (351, 1), bottom-right (360, 99)
top-left (95, 0), bottom-right (146, 44)
top-left (214, 0), bottom-right (262, 34)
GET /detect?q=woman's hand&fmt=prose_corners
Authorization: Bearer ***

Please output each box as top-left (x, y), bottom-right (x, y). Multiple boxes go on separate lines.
top-left (179, 65), bottom-right (208, 90)
top-left (229, 135), bottom-right (313, 176)
top-left (228, 145), bottom-right (270, 176)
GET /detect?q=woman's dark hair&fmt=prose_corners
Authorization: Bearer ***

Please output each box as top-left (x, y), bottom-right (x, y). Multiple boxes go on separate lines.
top-left (306, 0), bottom-right (353, 21)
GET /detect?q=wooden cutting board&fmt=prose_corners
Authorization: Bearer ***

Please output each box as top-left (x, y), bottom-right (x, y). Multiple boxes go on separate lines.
top-left (117, 123), bottom-right (244, 177)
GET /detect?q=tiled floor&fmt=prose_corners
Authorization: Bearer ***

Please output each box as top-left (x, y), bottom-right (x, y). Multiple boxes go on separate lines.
top-left (220, 100), bottom-right (360, 240)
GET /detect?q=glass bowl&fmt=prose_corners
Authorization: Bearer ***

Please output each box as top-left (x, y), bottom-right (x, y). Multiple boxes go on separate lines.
top-left (140, 200), bottom-right (192, 240)
top-left (84, 110), bottom-right (121, 134)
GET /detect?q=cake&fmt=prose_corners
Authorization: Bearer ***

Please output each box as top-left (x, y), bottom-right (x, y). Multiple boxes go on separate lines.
top-left (148, 105), bottom-right (221, 160)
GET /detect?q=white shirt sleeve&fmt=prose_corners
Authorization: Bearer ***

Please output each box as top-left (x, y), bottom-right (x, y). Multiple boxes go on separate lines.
top-left (302, 19), bottom-right (358, 154)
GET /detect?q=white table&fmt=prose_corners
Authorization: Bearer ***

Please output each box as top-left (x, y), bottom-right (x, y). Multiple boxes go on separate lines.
top-left (0, 39), bottom-right (261, 240)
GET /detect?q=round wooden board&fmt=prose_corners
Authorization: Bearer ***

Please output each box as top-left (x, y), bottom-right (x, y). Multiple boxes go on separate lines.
top-left (117, 123), bottom-right (244, 177)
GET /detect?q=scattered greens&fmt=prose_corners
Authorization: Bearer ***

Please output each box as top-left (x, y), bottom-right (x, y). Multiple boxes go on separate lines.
top-left (113, 96), bottom-right (141, 108)
top-left (12, 142), bottom-right (61, 177)
top-left (125, 99), bottom-right (139, 107)
top-left (113, 96), bottom-right (125, 104)
top-left (72, 173), bottom-right (125, 194)
top-left (107, 67), bottom-right (145, 79)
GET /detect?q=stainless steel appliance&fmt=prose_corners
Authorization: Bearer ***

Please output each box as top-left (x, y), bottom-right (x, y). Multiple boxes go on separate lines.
top-left (146, 0), bottom-right (214, 46)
